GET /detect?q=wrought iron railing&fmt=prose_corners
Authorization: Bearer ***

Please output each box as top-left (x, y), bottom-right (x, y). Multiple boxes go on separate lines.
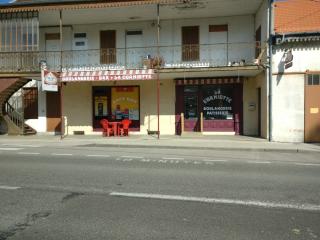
top-left (5, 102), bottom-right (24, 134)
top-left (0, 42), bottom-right (263, 72)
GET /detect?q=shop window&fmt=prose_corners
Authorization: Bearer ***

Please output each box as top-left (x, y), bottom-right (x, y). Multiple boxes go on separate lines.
top-left (184, 85), bottom-right (198, 93)
top-left (307, 74), bottom-right (320, 85)
top-left (111, 87), bottom-right (139, 121)
top-left (202, 86), bottom-right (233, 120)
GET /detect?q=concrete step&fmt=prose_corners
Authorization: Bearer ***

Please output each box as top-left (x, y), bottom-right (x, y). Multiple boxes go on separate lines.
top-left (181, 132), bottom-right (203, 138)
top-left (24, 124), bottom-right (37, 135)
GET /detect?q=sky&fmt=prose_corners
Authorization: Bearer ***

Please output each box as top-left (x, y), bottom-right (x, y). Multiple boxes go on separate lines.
top-left (0, 0), bottom-right (16, 4)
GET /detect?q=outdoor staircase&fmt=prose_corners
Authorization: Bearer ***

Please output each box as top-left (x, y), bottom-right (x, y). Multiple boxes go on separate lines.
top-left (0, 77), bottom-right (37, 135)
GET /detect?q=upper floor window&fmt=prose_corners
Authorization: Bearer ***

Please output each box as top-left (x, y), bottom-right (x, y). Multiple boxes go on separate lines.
top-left (0, 11), bottom-right (39, 52)
top-left (307, 74), bottom-right (320, 85)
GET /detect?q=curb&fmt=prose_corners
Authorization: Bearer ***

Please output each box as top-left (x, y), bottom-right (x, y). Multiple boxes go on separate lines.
top-left (79, 144), bottom-right (320, 154)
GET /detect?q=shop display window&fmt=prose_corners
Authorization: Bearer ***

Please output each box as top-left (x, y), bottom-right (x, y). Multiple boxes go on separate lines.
top-left (202, 85), bottom-right (233, 120)
top-left (111, 87), bottom-right (139, 121)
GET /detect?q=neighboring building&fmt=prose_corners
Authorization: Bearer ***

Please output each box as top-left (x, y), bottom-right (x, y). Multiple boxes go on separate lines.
top-left (272, 0), bottom-right (320, 142)
top-left (0, 0), bottom-right (269, 138)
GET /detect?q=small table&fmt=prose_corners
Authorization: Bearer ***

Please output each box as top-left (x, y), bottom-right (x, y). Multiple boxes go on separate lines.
top-left (108, 121), bottom-right (121, 136)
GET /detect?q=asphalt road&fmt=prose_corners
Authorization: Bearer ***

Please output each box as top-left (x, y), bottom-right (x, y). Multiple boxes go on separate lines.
top-left (0, 144), bottom-right (319, 239)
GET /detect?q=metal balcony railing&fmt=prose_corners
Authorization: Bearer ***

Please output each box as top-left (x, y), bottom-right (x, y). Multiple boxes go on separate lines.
top-left (0, 42), bottom-right (262, 72)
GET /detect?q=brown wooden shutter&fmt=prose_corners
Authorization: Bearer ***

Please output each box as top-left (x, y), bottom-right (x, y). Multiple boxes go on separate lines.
top-left (100, 30), bottom-right (116, 64)
top-left (182, 26), bottom-right (199, 61)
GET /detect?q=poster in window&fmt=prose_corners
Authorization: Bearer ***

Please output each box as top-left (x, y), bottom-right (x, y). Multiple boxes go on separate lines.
top-left (202, 86), bottom-right (233, 120)
top-left (95, 96), bottom-right (108, 117)
top-left (111, 87), bottom-right (139, 120)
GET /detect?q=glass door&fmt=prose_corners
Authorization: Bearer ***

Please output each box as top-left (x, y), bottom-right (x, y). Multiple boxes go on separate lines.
top-left (92, 86), bottom-right (110, 129)
top-left (184, 86), bottom-right (199, 131)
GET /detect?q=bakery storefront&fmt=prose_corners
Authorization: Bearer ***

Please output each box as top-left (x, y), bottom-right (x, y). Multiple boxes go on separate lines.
top-left (61, 69), bottom-right (155, 133)
top-left (175, 77), bottom-right (243, 134)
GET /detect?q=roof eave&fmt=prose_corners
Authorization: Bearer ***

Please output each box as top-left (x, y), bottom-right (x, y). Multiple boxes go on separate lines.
top-left (0, 0), bottom-right (182, 13)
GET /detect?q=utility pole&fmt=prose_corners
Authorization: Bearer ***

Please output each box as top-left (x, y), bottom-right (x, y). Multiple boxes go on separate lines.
top-left (268, 0), bottom-right (274, 142)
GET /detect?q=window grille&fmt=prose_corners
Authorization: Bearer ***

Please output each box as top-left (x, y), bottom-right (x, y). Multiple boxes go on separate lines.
top-left (0, 11), bottom-right (39, 52)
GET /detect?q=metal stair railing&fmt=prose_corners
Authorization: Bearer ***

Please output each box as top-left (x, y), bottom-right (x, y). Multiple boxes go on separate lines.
top-left (4, 101), bottom-right (24, 134)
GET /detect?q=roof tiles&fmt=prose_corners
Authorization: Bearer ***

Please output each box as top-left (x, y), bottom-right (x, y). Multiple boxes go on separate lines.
top-left (274, 0), bottom-right (320, 34)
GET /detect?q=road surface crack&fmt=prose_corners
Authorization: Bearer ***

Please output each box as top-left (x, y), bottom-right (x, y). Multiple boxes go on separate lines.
top-left (62, 192), bottom-right (84, 203)
top-left (0, 211), bottom-right (52, 240)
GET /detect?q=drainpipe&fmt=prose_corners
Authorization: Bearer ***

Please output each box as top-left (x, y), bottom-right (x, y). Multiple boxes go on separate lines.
top-left (156, 4), bottom-right (160, 139)
top-left (268, 0), bottom-right (273, 141)
top-left (59, 10), bottom-right (64, 140)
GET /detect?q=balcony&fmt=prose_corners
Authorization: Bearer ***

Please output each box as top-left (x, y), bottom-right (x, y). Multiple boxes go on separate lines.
top-left (0, 42), bottom-right (261, 73)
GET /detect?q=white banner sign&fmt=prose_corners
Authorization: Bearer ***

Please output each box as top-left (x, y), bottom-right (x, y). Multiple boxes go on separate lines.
top-left (41, 70), bottom-right (59, 92)
top-left (61, 69), bottom-right (155, 82)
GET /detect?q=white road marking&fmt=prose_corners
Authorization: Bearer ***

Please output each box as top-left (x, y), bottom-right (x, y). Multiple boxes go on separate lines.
top-left (193, 161), bottom-right (201, 165)
top-left (0, 148), bottom-right (23, 151)
top-left (87, 154), bottom-right (110, 158)
top-left (0, 185), bottom-right (21, 190)
top-left (2, 144), bottom-right (40, 148)
top-left (140, 159), bottom-right (150, 162)
top-left (51, 153), bottom-right (73, 156)
top-left (169, 160), bottom-right (179, 164)
top-left (247, 161), bottom-right (271, 164)
top-left (204, 160), bottom-right (228, 162)
top-left (158, 160), bottom-right (168, 163)
top-left (294, 163), bottom-right (320, 167)
top-left (162, 157), bottom-right (184, 160)
top-left (110, 192), bottom-right (320, 212)
top-left (121, 156), bottom-right (143, 159)
top-left (205, 162), bottom-right (214, 165)
top-left (18, 152), bottom-right (40, 155)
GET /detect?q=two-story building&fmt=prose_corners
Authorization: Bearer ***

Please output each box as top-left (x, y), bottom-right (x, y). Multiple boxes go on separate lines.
top-left (272, 0), bottom-right (320, 142)
top-left (0, 0), bottom-right (269, 138)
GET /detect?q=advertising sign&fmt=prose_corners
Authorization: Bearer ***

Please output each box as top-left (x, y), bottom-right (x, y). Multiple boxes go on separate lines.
top-left (111, 87), bottom-right (139, 121)
top-left (41, 70), bottom-right (59, 92)
top-left (61, 69), bottom-right (155, 82)
top-left (94, 96), bottom-right (108, 117)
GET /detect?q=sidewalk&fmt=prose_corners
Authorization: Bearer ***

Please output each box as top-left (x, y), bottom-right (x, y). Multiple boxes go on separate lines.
top-left (1, 134), bottom-right (320, 153)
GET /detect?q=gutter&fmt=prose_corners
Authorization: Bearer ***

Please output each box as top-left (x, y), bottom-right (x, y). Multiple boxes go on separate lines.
top-left (268, 0), bottom-right (273, 142)
top-left (274, 32), bottom-right (320, 45)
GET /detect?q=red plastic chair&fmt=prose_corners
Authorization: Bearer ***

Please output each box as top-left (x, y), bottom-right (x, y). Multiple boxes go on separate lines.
top-left (118, 119), bottom-right (132, 136)
top-left (100, 119), bottom-right (113, 137)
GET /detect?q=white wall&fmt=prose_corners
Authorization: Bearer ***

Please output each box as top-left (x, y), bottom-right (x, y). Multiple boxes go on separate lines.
top-left (39, 15), bottom-right (256, 69)
top-left (273, 43), bottom-right (320, 73)
top-left (255, 0), bottom-right (268, 43)
top-left (243, 78), bottom-right (259, 136)
top-left (271, 74), bottom-right (305, 142)
top-left (271, 43), bottom-right (320, 142)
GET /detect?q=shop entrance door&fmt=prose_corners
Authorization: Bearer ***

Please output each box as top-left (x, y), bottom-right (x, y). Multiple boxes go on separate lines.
top-left (305, 74), bottom-right (320, 142)
top-left (46, 89), bottom-right (61, 134)
top-left (184, 86), bottom-right (200, 132)
top-left (92, 87), bottom-right (110, 129)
